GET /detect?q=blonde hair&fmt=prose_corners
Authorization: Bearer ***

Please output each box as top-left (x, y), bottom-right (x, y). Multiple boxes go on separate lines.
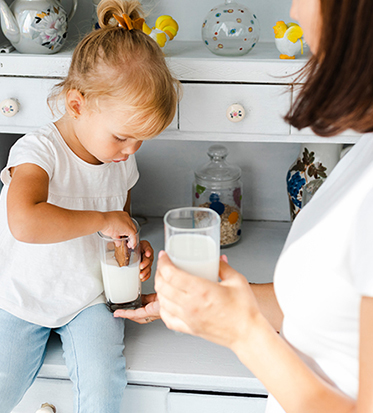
top-left (49, 0), bottom-right (180, 139)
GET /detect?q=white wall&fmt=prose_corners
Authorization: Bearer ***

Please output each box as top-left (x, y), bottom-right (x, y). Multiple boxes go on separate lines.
top-left (0, 0), bottom-right (294, 47)
top-left (0, 0), bottom-right (294, 45)
top-left (132, 139), bottom-right (300, 222)
top-left (0, 133), bottom-right (300, 221)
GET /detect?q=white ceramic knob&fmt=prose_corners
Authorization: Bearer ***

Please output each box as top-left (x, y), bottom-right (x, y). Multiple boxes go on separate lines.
top-left (226, 104), bottom-right (245, 123)
top-left (35, 403), bottom-right (56, 413)
top-left (1, 98), bottom-right (19, 117)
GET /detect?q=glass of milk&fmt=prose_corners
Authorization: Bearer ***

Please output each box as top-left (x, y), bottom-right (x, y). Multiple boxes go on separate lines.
top-left (98, 218), bottom-right (141, 312)
top-left (164, 207), bottom-right (221, 282)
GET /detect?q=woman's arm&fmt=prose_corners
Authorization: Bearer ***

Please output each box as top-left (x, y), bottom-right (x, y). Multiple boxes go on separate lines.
top-left (7, 163), bottom-right (137, 244)
top-left (155, 252), bottom-right (356, 413)
top-left (357, 296), bottom-right (373, 412)
top-left (250, 282), bottom-right (283, 333)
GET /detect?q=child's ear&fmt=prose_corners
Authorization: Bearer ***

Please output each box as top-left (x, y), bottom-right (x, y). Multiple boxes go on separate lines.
top-left (65, 89), bottom-right (86, 119)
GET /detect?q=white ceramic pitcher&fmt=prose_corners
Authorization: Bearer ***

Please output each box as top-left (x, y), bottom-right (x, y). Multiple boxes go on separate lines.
top-left (0, 0), bottom-right (78, 53)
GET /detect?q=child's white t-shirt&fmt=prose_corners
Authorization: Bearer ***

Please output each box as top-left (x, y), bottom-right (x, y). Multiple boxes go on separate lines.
top-left (265, 133), bottom-right (373, 412)
top-left (0, 123), bottom-right (139, 328)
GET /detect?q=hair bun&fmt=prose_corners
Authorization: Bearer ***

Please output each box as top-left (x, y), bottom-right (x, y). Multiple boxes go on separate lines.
top-left (97, 0), bottom-right (145, 29)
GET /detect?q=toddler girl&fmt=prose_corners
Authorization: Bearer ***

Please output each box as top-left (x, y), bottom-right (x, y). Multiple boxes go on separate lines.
top-left (0, 0), bottom-right (179, 412)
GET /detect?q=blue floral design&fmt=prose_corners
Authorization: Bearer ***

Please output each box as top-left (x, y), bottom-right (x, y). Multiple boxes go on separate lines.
top-left (209, 193), bottom-right (225, 215)
top-left (209, 193), bottom-right (220, 203)
top-left (286, 171), bottom-right (305, 208)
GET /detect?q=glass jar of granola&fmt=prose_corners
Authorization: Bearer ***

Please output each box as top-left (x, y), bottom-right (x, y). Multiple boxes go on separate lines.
top-left (193, 145), bottom-right (243, 247)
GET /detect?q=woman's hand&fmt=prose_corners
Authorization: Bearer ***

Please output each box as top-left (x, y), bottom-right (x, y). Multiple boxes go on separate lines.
top-left (154, 251), bottom-right (261, 350)
top-left (114, 293), bottom-right (160, 323)
top-left (139, 240), bottom-right (154, 282)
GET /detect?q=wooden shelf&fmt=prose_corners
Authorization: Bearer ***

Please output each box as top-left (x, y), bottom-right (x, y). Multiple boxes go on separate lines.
top-left (37, 219), bottom-right (290, 395)
top-left (0, 40), bottom-right (360, 143)
top-left (0, 40), bottom-right (307, 82)
top-left (166, 41), bottom-right (308, 83)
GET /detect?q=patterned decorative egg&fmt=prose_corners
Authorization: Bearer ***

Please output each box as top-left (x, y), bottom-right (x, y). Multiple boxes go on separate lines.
top-left (201, 0), bottom-right (260, 56)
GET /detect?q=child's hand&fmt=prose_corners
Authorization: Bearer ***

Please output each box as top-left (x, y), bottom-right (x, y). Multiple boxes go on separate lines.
top-left (139, 240), bottom-right (154, 282)
top-left (101, 211), bottom-right (138, 248)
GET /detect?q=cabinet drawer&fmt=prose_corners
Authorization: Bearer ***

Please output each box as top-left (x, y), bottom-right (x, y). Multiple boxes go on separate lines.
top-left (290, 125), bottom-right (361, 138)
top-left (12, 378), bottom-right (74, 413)
top-left (290, 90), bottom-right (361, 140)
top-left (168, 392), bottom-right (267, 413)
top-left (179, 83), bottom-right (290, 135)
top-left (0, 77), bottom-right (60, 134)
top-left (0, 77), bottom-right (178, 135)
top-left (12, 380), bottom-right (170, 413)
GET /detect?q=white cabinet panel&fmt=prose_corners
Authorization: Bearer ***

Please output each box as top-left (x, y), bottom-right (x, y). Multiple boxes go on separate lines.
top-left (168, 392), bottom-right (267, 413)
top-left (179, 83), bottom-right (290, 135)
top-left (0, 78), bottom-right (60, 134)
top-left (0, 77), bottom-right (178, 135)
top-left (12, 378), bottom-right (74, 413)
top-left (290, 125), bottom-right (361, 140)
top-left (122, 385), bottom-right (170, 413)
top-left (290, 89), bottom-right (361, 142)
top-left (12, 381), bottom-right (170, 413)
top-left (12, 380), bottom-right (267, 413)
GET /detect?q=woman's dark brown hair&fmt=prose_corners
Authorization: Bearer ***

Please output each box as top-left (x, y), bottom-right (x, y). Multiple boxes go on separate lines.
top-left (285, 0), bottom-right (373, 137)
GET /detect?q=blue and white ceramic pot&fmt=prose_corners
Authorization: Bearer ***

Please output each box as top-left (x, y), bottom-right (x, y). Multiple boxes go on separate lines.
top-left (286, 143), bottom-right (342, 220)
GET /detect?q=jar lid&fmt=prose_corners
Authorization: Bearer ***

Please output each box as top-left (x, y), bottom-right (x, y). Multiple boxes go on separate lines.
top-left (195, 145), bottom-right (241, 183)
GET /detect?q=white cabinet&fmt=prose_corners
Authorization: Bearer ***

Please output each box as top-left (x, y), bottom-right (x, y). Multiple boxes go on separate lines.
top-left (0, 77), bottom-right (58, 134)
top-left (14, 383), bottom-right (267, 413)
top-left (179, 83), bottom-right (290, 135)
top-left (10, 220), bottom-right (289, 413)
top-left (0, 0), bottom-right (359, 411)
top-left (13, 380), bottom-right (170, 413)
top-left (168, 393), bottom-right (267, 413)
top-left (12, 379), bottom-right (75, 413)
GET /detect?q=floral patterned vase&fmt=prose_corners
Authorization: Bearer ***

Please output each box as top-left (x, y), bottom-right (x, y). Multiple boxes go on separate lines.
top-left (201, 0), bottom-right (260, 56)
top-left (0, 0), bottom-right (77, 54)
top-left (286, 143), bottom-right (342, 220)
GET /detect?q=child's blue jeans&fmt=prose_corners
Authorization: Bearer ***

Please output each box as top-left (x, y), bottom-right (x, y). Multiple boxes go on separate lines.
top-left (0, 303), bottom-right (127, 413)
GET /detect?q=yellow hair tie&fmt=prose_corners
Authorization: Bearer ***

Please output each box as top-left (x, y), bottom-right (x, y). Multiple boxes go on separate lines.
top-left (112, 13), bottom-right (145, 31)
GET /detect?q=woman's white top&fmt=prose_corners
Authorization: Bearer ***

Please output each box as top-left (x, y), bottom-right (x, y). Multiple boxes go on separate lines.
top-left (0, 123), bottom-right (139, 327)
top-left (266, 133), bottom-right (373, 412)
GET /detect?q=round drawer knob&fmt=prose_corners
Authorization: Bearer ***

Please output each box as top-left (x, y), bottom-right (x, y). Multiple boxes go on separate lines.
top-left (35, 403), bottom-right (56, 413)
top-left (1, 98), bottom-right (20, 117)
top-left (226, 104), bottom-right (245, 123)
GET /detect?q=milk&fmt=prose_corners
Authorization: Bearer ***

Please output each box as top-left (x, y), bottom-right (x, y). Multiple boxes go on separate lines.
top-left (166, 233), bottom-right (219, 282)
top-left (101, 252), bottom-right (140, 304)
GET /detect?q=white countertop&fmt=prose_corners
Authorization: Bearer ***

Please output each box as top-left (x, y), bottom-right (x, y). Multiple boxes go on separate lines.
top-left (38, 218), bottom-right (291, 395)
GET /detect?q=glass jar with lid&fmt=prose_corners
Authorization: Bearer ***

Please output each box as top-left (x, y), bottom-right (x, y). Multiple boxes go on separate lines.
top-left (193, 145), bottom-right (243, 247)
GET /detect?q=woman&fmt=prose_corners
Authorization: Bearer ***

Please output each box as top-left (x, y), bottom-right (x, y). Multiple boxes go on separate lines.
top-left (117, 0), bottom-right (373, 411)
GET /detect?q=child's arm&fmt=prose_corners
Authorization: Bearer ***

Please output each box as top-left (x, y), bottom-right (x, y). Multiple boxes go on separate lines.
top-left (123, 191), bottom-right (154, 282)
top-left (7, 163), bottom-right (137, 244)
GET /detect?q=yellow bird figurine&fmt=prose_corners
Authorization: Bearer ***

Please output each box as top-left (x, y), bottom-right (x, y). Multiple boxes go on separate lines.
top-left (273, 21), bottom-right (304, 59)
top-left (142, 15), bottom-right (179, 48)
